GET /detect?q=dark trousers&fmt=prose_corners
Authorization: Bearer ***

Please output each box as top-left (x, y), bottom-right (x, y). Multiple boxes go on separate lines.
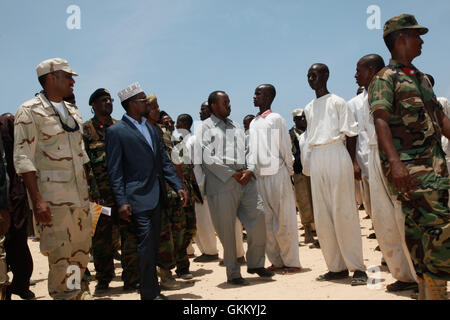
top-left (132, 205), bottom-right (161, 300)
top-left (5, 217), bottom-right (33, 293)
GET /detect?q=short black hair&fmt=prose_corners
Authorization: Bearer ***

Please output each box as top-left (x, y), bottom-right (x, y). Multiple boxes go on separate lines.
top-left (244, 114), bottom-right (255, 121)
top-left (259, 84), bottom-right (276, 101)
top-left (38, 74), bottom-right (49, 88)
top-left (178, 113), bottom-right (193, 129)
top-left (360, 54), bottom-right (385, 73)
top-left (207, 91), bottom-right (226, 110)
top-left (384, 29), bottom-right (406, 53)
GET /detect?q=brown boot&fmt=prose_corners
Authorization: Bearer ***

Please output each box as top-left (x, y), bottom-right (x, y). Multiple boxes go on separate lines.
top-left (159, 268), bottom-right (181, 290)
top-left (417, 278), bottom-right (426, 300)
top-left (424, 274), bottom-right (448, 300)
top-left (304, 224), bottom-right (314, 244)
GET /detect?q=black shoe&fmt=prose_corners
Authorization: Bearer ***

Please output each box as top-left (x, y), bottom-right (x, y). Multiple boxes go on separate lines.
top-left (367, 233), bottom-right (377, 239)
top-left (193, 254), bottom-right (219, 263)
top-left (351, 270), bottom-right (368, 286)
top-left (247, 268), bottom-right (275, 278)
top-left (6, 287), bottom-right (35, 300)
top-left (316, 270), bottom-right (349, 281)
top-left (95, 281), bottom-right (109, 291)
top-left (123, 282), bottom-right (140, 291)
top-left (386, 280), bottom-right (418, 292)
top-left (227, 277), bottom-right (250, 286)
top-left (237, 257), bottom-right (247, 265)
top-left (153, 294), bottom-right (168, 300)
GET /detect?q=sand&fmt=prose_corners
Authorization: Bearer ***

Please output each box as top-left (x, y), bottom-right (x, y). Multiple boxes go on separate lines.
top-left (8, 210), bottom-right (421, 300)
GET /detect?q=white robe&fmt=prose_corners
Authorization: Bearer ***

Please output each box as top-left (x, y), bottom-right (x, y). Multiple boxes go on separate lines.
top-left (364, 95), bottom-right (417, 283)
top-left (249, 111), bottom-right (300, 268)
top-left (348, 91), bottom-right (372, 216)
top-left (305, 93), bottom-right (365, 272)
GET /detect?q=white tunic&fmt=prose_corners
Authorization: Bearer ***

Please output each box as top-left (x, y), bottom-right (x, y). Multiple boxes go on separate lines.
top-left (347, 91), bottom-right (370, 178)
top-left (249, 111), bottom-right (294, 176)
top-left (304, 93), bottom-right (358, 147)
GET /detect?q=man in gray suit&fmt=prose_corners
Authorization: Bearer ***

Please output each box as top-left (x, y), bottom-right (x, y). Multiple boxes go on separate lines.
top-left (196, 90), bottom-right (273, 285)
top-left (106, 83), bottom-right (186, 300)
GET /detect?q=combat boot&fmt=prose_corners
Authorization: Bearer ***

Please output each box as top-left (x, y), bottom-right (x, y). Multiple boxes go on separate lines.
top-left (159, 268), bottom-right (181, 290)
top-left (423, 274), bottom-right (448, 300)
top-left (304, 224), bottom-right (314, 244)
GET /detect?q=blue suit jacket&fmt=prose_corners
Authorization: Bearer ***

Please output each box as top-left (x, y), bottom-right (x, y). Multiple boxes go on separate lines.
top-left (106, 115), bottom-right (184, 213)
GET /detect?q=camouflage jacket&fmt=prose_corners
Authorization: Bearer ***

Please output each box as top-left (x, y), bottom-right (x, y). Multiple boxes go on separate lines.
top-left (14, 93), bottom-right (90, 208)
top-left (289, 127), bottom-right (304, 175)
top-left (368, 59), bottom-right (449, 194)
top-left (83, 117), bottom-right (117, 207)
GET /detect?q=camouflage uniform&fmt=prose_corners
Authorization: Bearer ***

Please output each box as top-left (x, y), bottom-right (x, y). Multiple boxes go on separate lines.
top-left (14, 93), bottom-right (92, 299)
top-left (155, 124), bottom-right (188, 273)
top-left (289, 126), bottom-right (314, 226)
top-left (368, 59), bottom-right (450, 281)
top-left (83, 117), bottom-right (140, 286)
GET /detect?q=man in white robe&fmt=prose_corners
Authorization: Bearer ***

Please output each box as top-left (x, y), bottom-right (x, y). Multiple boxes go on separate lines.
top-left (304, 64), bottom-right (367, 285)
top-left (249, 84), bottom-right (301, 273)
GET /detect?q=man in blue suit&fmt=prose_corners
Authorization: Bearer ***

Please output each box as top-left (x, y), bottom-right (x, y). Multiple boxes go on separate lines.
top-left (106, 83), bottom-right (186, 300)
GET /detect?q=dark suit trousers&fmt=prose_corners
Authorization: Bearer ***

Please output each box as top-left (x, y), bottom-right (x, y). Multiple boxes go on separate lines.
top-left (132, 205), bottom-right (162, 300)
top-left (5, 216), bottom-right (33, 293)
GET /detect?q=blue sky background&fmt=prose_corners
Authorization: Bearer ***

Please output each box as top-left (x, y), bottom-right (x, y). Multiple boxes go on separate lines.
top-left (1, 0), bottom-right (449, 132)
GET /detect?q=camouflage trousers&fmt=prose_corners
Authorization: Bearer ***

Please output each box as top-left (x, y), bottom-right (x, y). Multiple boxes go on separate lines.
top-left (399, 190), bottom-right (450, 281)
top-left (158, 192), bottom-right (187, 272)
top-left (92, 213), bottom-right (140, 285)
top-left (178, 203), bottom-right (196, 274)
top-left (38, 206), bottom-right (91, 300)
top-left (0, 236), bottom-right (7, 285)
top-left (293, 173), bottom-right (314, 226)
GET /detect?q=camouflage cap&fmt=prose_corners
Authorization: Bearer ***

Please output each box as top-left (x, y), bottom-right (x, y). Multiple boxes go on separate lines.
top-left (383, 14), bottom-right (428, 38)
top-left (36, 58), bottom-right (78, 77)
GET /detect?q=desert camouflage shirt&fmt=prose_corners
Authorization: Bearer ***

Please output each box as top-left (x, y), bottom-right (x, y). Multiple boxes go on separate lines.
top-left (368, 59), bottom-right (449, 194)
top-left (83, 116), bottom-right (117, 207)
top-left (13, 93), bottom-right (90, 208)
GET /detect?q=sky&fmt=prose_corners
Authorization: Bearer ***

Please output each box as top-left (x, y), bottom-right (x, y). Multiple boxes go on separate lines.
top-left (1, 0), bottom-right (449, 132)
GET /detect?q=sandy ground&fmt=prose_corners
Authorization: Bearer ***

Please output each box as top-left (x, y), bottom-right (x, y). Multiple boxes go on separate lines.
top-left (8, 210), bottom-right (424, 300)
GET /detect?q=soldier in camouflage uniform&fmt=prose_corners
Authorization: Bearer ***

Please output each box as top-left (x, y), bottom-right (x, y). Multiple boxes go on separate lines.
top-left (83, 88), bottom-right (140, 292)
top-left (369, 15), bottom-right (450, 299)
top-left (14, 58), bottom-right (92, 300)
top-left (289, 108), bottom-right (315, 245)
top-left (145, 95), bottom-right (187, 290)
top-left (174, 114), bottom-right (202, 279)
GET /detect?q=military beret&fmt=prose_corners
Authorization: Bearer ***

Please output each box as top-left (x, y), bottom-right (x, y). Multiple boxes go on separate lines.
top-left (383, 14), bottom-right (428, 38)
top-left (89, 88), bottom-right (111, 105)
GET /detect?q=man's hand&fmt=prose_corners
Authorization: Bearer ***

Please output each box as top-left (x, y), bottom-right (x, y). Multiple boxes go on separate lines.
top-left (0, 209), bottom-right (10, 237)
top-left (239, 170), bottom-right (254, 185)
top-left (178, 189), bottom-right (188, 207)
top-left (353, 161), bottom-right (362, 181)
top-left (33, 200), bottom-right (53, 224)
top-left (118, 204), bottom-right (132, 222)
top-left (390, 159), bottom-right (413, 194)
top-left (232, 171), bottom-right (243, 183)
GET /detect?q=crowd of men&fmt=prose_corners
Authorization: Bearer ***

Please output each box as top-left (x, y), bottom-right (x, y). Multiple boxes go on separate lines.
top-left (0, 14), bottom-right (449, 300)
